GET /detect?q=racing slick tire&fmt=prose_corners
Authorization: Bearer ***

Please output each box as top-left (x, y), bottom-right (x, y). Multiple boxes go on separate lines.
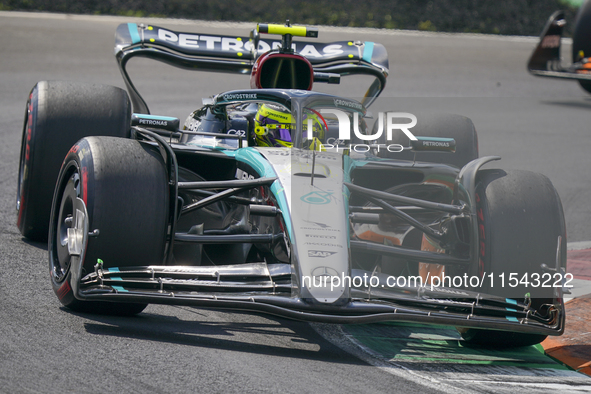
top-left (48, 137), bottom-right (169, 315)
top-left (573, 0), bottom-right (591, 94)
top-left (459, 169), bottom-right (566, 347)
top-left (17, 81), bottom-right (131, 241)
top-left (375, 113), bottom-right (478, 169)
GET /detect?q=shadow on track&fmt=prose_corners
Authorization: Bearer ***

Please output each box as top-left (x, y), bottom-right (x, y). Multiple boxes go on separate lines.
top-left (65, 306), bottom-right (364, 365)
top-left (540, 98), bottom-right (591, 111)
top-left (20, 238), bottom-right (48, 251)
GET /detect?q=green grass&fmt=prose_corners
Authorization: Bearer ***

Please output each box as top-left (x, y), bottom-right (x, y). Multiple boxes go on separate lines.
top-left (561, 0), bottom-right (585, 7)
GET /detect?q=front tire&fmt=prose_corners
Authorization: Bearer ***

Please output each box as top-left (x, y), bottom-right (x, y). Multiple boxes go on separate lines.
top-left (49, 137), bottom-right (169, 315)
top-left (459, 169), bottom-right (566, 347)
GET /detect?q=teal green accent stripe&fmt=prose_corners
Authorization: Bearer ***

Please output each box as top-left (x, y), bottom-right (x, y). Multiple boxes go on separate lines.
top-left (505, 300), bottom-right (518, 321)
top-left (108, 267), bottom-right (120, 272)
top-left (112, 286), bottom-right (128, 292)
top-left (223, 148), bottom-right (276, 177)
top-left (128, 23), bottom-right (141, 44)
top-left (222, 148), bottom-right (292, 241)
top-left (111, 277), bottom-right (123, 281)
top-left (270, 182), bottom-right (291, 241)
top-left (134, 114), bottom-right (178, 121)
top-left (362, 42), bottom-right (374, 62)
top-left (416, 136), bottom-right (455, 142)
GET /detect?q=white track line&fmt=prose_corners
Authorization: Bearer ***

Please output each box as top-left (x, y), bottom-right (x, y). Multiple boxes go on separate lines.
top-left (311, 323), bottom-right (591, 393)
top-left (568, 241), bottom-right (591, 251)
top-left (311, 323), bottom-right (476, 394)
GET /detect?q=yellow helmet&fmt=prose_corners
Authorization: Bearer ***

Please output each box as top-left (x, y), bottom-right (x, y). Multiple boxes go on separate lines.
top-left (254, 104), bottom-right (325, 148)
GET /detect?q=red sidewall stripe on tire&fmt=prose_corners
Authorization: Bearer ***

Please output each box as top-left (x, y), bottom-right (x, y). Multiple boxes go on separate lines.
top-left (17, 94), bottom-right (34, 228)
top-left (56, 279), bottom-right (71, 301)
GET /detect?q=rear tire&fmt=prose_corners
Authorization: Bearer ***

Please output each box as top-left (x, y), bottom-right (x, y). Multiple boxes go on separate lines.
top-left (572, 0), bottom-right (591, 94)
top-left (459, 169), bottom-right (566, 347)
top-left (375, 113), bottom-right (478, 169)
top-left (17, 81), bottom-right (131, 241)
top-left (49, 137), bottom-right (169, 315)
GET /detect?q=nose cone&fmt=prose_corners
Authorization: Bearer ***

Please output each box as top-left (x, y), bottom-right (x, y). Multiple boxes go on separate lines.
top-left (289, 156), bottom-right (349, 303)
top-left (255, 147), bottom-right (350, 304)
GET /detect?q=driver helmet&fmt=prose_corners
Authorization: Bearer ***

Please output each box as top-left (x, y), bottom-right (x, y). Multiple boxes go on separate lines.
top-left (254, 104), bottom-right (325, 148)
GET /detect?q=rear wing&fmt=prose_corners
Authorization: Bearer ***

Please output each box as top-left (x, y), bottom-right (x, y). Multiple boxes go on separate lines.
top-left (115, 23), bottom-right (389, 114)
top-left (527, 11), bottom-right (591, 82)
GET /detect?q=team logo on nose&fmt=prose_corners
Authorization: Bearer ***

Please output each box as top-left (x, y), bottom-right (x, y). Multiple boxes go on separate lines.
top-left (300, 191), bottom-right (332, 204)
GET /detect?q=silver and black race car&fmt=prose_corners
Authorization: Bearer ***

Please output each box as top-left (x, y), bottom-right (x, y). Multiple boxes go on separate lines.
top-left (18, 21), bottom-right (568, 347)
top-left (528, 0), bottom-right (591, 94)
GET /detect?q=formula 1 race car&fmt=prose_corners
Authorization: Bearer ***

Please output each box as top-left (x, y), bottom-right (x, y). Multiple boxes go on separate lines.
top-left (18, 21), bottom-right (568, 347)
top-left (528, 0), bottom-right (591, 93)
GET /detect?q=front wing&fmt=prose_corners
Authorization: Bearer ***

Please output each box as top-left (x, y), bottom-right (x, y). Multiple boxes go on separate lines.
top-left (68, 260), bottom-right (564, 336)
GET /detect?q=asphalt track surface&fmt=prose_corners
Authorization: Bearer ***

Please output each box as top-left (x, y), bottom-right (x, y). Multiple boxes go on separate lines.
top-left (1, 12), bottom-right (591, 394)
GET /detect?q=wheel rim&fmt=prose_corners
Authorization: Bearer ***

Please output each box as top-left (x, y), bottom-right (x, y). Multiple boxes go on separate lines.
top-left (51, 169), bottom-right (83, 283)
